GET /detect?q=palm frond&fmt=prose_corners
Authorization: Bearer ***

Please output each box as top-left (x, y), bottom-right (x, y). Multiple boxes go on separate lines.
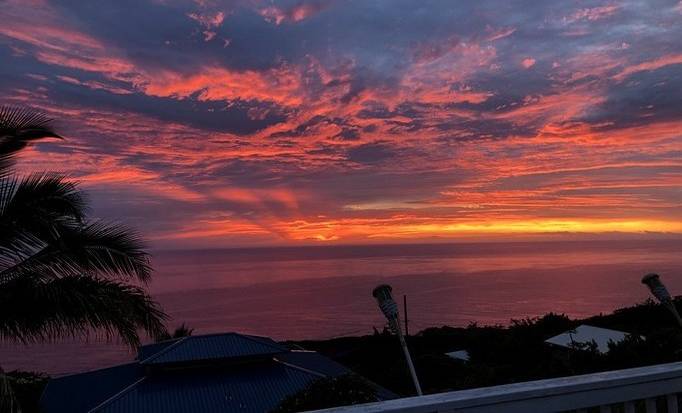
top-left (0, 275), bottom-right (167, 347)
top-left (2, 173), bottom-right (86, 220)
top-left (0, 219), bottom-right (152, 285)
top-left (155, 322), bottom-right (193, 342)
top-left (0, 173), bottom-right (86, 261)
top-left (0, 106), bottom-right (62, 176)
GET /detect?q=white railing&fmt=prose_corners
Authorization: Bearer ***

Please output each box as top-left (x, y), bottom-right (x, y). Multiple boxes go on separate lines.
top-left (312, 362), bottom-right (682, 413)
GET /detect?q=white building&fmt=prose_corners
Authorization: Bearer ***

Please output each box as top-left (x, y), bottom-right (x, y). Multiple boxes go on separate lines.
top-left (444, 350), bottom-right (470, 362)
top-left (544, 324), bottom-right (632, 354)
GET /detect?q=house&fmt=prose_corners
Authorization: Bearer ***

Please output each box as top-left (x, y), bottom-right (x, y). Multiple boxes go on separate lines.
top-left (41, 332), bottom-right (395, 412)
top-left (544, 324), bottom-right (632, 354)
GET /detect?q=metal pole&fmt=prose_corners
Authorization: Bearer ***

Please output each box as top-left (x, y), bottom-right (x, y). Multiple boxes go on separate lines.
top-left (403, 294), bottom-right (409, 337)
top-left (396, 319), bottom-right (422, 395)
top-left (664, 301), bottom-right (682, 329)
top-left (373, 285), bottom-right (423, 396)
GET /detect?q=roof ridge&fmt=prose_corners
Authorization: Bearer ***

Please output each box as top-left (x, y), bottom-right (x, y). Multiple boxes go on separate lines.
top-left (240, 333), bottom-right (288, 352)
top-left (87, 377), bottom-right (146, 413)
top-left (140, 336), bottom-right (191, 364)
top-left (272, 357), bottom-right (327, 378)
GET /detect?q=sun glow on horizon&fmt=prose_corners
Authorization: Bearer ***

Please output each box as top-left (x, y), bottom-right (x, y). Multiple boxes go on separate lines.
top-left (153, 217), bottom-right (682, 246)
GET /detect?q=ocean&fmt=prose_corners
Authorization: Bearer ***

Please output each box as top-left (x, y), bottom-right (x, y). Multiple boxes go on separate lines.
top-left (2, 239), bottom-right (681, 375)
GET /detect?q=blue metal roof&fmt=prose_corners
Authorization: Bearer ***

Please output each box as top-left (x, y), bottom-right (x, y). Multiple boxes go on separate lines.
top-left (41, 333), bottom-right (394, 413)
top-left (140, 333), bottom-right (288, 365)
top-left (136, 338), bottom-right (180, 361)
top-left (93, 361), bottom-right (322, 413)
top-left (40, 363), bottom-right (142, 413)
top-left (276, 351), bottom-right (352, 376)
top-left (275, 352), bottom-right (397, 401)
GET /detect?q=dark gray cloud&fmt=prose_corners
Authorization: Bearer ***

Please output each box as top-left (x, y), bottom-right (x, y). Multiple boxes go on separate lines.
top-left (584, 65), bottom-right (682, 130)
top-left (346, 142), bottom-right (397, 164)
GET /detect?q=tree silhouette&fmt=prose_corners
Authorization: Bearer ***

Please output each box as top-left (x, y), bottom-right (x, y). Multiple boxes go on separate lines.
top-left (0, 106), bottom-right (167, 411)
top-left (155, 322), bottom-right (194, 342)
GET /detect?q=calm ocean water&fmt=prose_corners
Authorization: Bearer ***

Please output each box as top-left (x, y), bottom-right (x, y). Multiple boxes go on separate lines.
top-left (2, 239), bottom-right (681, 375)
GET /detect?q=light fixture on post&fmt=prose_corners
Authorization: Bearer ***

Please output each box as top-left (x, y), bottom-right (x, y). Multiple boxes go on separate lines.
top-left (372, 284), bottom-right (423, 396)
top-left (642, 273), bottom-right (682, 328)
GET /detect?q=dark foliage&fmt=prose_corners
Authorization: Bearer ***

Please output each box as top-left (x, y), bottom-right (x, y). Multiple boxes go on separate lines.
top-left (271, 374), bottom-right (378, 413)
top-left (155, 323), bottom-right (194, 342)
top-left (292, 300), bottom-right (682, 397)
top-left (2, 372), bottom-right (48, 413)
top-left (0, 106), bottom-right (61, 177)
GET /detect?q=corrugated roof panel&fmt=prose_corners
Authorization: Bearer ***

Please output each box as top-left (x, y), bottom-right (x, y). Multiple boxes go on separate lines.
top-left (141, 333), bottom-right (288, 365)
top-left (275, 351), bottom-right (398, 401)
top-left (40, 363), bottom-right (142, 413)
top-left (94, 361), bottom-right (320, 413)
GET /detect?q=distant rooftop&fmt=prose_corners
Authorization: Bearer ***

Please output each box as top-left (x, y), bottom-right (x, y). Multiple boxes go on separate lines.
top-left (445, 350), bottom-right (470, 362)
top-left (545, 324), bottom-right (631, 354)
top-left (138, 332), bottom-right (288, 365)
top-left (41, 332), bottom-right (395, 413)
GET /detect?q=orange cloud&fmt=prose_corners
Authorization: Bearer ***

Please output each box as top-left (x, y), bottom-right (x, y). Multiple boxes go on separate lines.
top-left (213, 187), bottom-right (303, 211)
top-left (142, 66), bottom-right (303, 105)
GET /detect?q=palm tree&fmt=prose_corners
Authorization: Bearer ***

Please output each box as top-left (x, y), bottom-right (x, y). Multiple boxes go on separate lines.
top-left (155, 322), bottom-right (194, 342)
top-left (0, 106), bottom-right (167, 411)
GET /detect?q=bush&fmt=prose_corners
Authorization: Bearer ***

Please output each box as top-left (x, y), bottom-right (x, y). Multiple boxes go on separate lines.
top-left (271, 374), bottom-right (378, 412)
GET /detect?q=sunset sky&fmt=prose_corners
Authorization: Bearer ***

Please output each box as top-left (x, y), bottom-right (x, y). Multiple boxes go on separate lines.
top-left (1, 0), bottom-right (681, 247)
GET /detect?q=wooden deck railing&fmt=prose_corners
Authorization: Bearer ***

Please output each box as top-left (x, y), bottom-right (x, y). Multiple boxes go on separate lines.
top-left (311, 362), bottom-right (682, 413)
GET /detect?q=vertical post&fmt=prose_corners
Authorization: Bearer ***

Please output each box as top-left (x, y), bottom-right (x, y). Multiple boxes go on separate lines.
top-left (397, 326), bottom-right (422, 396)
top-left (624, 401), bottom-right (636, 413)
top-left (667, 394), bottom-right (679, 413)
top-left (665, 301), bottom-right (682, 328)
top-left (403, 294), bottom-right (409, 337)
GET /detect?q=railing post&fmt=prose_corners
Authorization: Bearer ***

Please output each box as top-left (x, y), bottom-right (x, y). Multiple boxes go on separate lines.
top-left (667, 394), bottom-right (678, 413)
top-left (624, 401), bottom-right (636, 413)
top-left (645, 398), bottom-right (657, 413)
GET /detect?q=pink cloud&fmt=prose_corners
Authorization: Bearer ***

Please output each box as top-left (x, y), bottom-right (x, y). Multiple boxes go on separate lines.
top-left (259, 1), bottom-right (331, 25)
top-left (486, 26), bottom-right (516, 42)
top-left (521, 58), bottom-right (536, 68)
top-left (187, 11), bottom-right (225, 28)
top-left (613, 53), bottom-right (682, 81)
top-left (564, 5), bottom-right (620, 24)
top-left (141, 65), bottom-right (303, 105)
